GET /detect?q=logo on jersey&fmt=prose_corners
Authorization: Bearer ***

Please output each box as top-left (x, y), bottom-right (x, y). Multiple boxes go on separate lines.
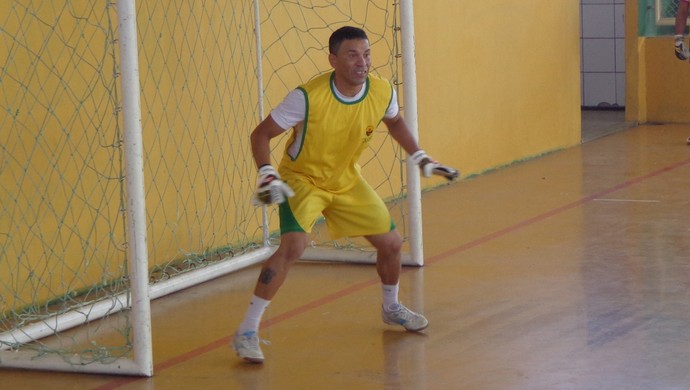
top-left (362, 125), bottom-right (375, 143)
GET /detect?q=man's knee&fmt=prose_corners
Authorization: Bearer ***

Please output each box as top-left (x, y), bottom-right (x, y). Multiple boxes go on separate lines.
top-left (386, 236), bottom-right (403, 255)
top-left (371, 231), bottom-right (402, 256)
top-left (276, 232), bottom-right (309, 262)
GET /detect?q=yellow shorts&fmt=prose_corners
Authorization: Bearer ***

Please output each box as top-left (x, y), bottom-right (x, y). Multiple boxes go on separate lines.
top-left (279, 175), bottom-right (394, 239)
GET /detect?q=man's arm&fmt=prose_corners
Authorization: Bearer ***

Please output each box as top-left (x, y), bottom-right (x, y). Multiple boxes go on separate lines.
top-left (382, 113), bottom-right (421, 155)
top-left (249, 115), bottom-right (295, 205)
top-left (250, 115), bottom-right (287, 169)
top-left (383, 113), bottom-right (459, 181)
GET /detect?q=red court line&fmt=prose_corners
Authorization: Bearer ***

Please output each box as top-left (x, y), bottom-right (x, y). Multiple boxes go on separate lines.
top-left (93, 156), bottom-right (690, 390)
top-left (425, 156), bottom-right (690, 265)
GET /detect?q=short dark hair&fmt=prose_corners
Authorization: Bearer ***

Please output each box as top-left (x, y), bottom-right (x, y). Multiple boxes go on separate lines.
top-left (329, 26), bottom-right (368, 54)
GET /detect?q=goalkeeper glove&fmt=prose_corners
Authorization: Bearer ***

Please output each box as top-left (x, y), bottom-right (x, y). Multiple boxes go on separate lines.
top-left (410, 150), bottom-right (459, 181)
top-left (675, 35), bottom-right (690, 61)
top-left (252, 165), bottom-right (295, 206)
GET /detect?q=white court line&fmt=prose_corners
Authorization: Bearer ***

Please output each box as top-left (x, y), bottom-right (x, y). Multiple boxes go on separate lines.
top-left (593, 198), bottom-right (660, 203)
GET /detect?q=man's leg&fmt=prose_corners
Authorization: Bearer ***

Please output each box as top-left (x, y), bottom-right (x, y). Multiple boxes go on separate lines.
top-left (676, 0), bottom-right (689, 36)
top-left (366, 229), bottom-right (403, 286)
top-left (233, 232), bottom-right (308, 363)
top-left (676, 0), bottom-right (690, 61)
top-left (366, 230), bottom-right (428, 332)
top-left (253, 232), bottom-right (309, 300)
top-left (679, 1), bottom-right (690, 144)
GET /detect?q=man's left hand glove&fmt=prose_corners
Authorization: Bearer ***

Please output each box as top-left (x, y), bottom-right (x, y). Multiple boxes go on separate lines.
top-left (410, 150), bottom-right (459, 181)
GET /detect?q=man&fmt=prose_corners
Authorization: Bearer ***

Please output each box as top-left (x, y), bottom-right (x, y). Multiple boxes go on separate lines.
top-left (232, 26), bottom-right (458, 364)
top-left (675, 0), bottom-right (690, 61)
top-left (674, 0), bottom-right (690, 144)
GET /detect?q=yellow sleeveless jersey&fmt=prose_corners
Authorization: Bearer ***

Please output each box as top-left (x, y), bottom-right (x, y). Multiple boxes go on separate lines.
top-left (279, 71), bottom-right (393, 193)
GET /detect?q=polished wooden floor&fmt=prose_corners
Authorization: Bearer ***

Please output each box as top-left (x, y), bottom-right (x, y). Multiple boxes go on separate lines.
top-left (5, 117), bottom-right (690, 389)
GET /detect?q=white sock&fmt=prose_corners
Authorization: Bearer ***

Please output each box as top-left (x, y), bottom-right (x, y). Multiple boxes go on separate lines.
top-left (382, 283), bottom-right (400, 311)
top-left (238, 295), bottom-right (270, 334)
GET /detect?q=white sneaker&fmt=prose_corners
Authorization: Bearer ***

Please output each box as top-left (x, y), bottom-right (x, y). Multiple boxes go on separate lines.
top-left (232, 331), bottom-right (264, 363)
top-left (382, 303), bottom-right (429, 331)
top-left (676, 35), bottom-right (690, 61)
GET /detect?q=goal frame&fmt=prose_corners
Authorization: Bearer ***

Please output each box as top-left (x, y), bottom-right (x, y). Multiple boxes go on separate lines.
top-left (0, 0), bottom-right (422, 377)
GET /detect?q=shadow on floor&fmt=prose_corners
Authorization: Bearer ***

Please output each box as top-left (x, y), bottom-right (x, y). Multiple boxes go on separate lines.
top-left (581, 109), bottom-right (636, 143)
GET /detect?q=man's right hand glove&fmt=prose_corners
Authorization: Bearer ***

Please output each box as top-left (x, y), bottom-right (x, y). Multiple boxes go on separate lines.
top-left (252, 165), bottom-right (295, 206)
top-left (410, 150), bottom-right (459, 181)
top-left (675, 35), bottom-right (690, 61)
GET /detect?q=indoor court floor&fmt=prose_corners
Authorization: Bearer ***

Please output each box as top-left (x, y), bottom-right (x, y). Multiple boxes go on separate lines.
top-left (4, 119), bottom-right (690, 389)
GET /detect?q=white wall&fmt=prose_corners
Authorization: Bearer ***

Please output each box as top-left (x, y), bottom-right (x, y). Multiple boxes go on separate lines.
top-left (581, 0), bottom-right (626, 108)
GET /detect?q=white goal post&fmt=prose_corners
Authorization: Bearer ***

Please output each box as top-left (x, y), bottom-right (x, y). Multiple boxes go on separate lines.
top-left (0, 0), bottom-right (422, 376)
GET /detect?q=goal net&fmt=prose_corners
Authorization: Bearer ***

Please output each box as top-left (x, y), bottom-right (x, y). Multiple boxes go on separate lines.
top-left (0, 0), bottom-right (421, 375)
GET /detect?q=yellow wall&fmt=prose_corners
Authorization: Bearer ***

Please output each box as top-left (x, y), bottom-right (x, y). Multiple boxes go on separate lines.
top-left (0, 2), bottom-right (123, 309)
top-left (637, 37), bottom-right (690, 122)
top-left (627, 0), bottom-right (690, 123)
top-left (414, 1), bottom-right (581, 177)
top-left (0, 1), bottom-right (582, 311)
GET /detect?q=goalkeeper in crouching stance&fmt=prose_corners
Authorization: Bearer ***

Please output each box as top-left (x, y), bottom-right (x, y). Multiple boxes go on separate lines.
top-left (232, 26), bottom-right (459, 364)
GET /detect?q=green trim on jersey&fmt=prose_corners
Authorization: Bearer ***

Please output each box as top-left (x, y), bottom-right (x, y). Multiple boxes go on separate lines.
top-left (278, 71), bottom-right (393, 192)
top-left (290, 86), bottom-right (310, 162)
top-left (329, 72), bottom-right (370, 105)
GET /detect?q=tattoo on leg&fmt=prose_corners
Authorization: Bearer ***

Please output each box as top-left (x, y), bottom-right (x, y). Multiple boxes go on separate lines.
top-left (259, 268), bottom-right (276, 285)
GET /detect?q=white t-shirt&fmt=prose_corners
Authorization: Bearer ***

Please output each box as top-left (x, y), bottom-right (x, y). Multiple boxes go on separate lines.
top-left (270, 80), bottom-right (400, 130)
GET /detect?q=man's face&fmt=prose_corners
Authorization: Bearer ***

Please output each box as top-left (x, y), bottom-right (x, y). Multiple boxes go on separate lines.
top-left (329, 38), bottom-right (371, 91)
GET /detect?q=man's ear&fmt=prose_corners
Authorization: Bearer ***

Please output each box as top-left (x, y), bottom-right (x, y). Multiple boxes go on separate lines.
top-left (328, 52), bottom-right (337, 67)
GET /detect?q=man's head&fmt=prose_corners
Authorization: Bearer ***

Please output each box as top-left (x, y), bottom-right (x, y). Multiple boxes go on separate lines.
top-left (328, 26), bottom-right (371, 95)
top-left (328, 26), bottom-right (368, 55)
